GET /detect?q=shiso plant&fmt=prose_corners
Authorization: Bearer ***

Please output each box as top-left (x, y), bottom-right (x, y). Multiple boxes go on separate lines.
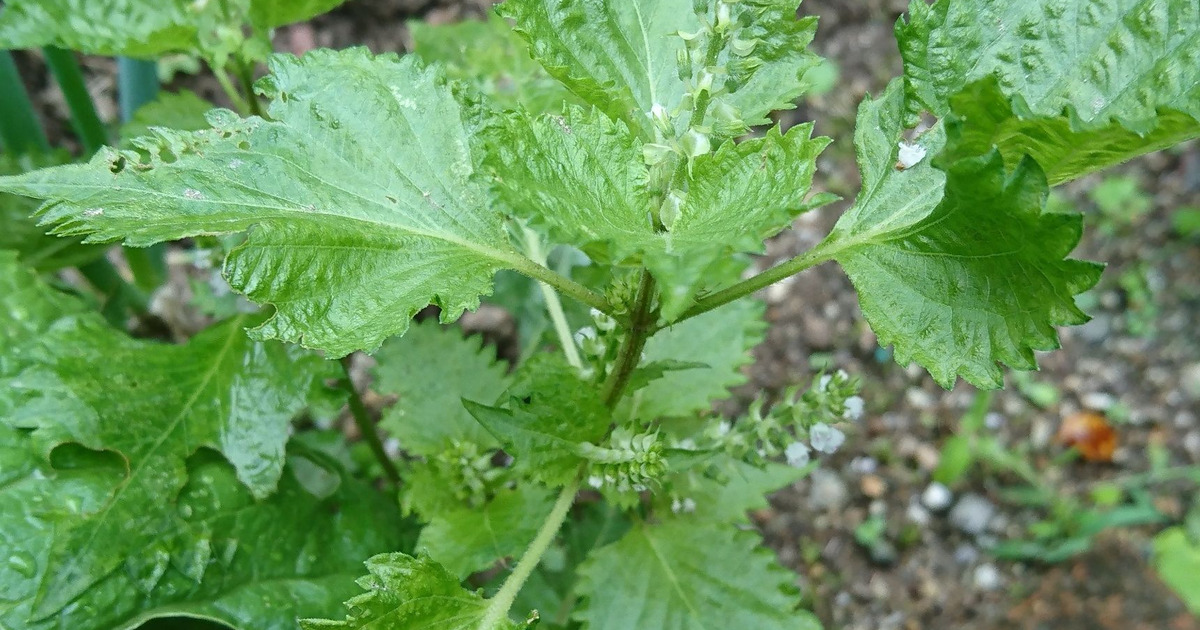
top-left (0, 0), bottom-right (1198, 628)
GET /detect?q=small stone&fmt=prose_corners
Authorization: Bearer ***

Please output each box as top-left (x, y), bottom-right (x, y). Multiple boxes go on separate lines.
top-left (906, 501), bottom-right (931, 526)
top-left (949, 494), bottom-right (997, 536)
top-left (868, 540), bottom-right (898, 566)
top-left (807, 468), bottom-right (849, 511)
top-left (953, 543), bottom-right (980, 565)
top-left (1081, 391), bottom-right (1116, 410)
top-left (1076, 314), bottom-right (1112, 343)
top-left (921, 482), bottom-right (953, 512)
top-left (850, 456), bottom-right (879, 474)
top-left (860, 474), bottom-right (887, 498)
top-left (973, 564), bottom-right (1003, 591)
top-left (1183, 363), bottom-right (1200, 401)
top-left (1184, 431), bottom-right (1200, 460)
top-left (905, 387), bottom-right (935, 410)
top-left (914, 443), bottom-right (941, 471)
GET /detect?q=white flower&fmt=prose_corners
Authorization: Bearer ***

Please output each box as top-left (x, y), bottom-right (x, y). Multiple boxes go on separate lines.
top-left (809, 423), bottom-right (845, 454)
top-left (785, 441), bottom-right (811, 468)
top-left (844, 395), bottom-right (864, 421)
top-left (573, 326), bottom-right (596, 346)
top-left (587, 475), bottom-right (604, 489)
top-left (897, 141), bottom-right (927, 168)
top-left (715, 420), bottom-right (732, 436)
top-left (590, 308), bottom-right (617, 332)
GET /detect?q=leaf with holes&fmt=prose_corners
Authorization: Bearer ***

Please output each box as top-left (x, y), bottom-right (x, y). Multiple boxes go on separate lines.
top-left (0, 251), bottom-right (329, 617)
top-left (0, 0), bottom-right (348, 57)
top-left (0, 430), bottom-right (405, 630)
top-left (0, 49), bottom-right (544, 356)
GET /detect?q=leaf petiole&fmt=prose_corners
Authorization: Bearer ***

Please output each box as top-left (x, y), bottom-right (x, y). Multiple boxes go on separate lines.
top-left (504, 252), bottom-right (624, 326)
top-left (662, 245), bottom-right (836, 330)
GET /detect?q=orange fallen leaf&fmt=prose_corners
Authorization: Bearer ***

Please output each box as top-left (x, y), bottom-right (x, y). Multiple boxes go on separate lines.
top-left (1056, 411), bottom-right (1117, 462)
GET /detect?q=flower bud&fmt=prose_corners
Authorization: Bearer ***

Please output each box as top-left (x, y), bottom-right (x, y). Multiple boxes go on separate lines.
top-left (677, 49), bottom-right (692, 82)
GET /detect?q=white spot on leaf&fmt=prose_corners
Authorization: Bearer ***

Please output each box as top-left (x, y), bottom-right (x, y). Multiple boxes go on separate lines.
top-left (897, 141), bottom-right (927, 169)
top-left (184, 188), bottom-right (204, 200)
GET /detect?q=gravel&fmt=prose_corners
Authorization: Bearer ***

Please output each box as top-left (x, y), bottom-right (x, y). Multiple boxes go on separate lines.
top-left (949, 494), bottom-right (998, 537)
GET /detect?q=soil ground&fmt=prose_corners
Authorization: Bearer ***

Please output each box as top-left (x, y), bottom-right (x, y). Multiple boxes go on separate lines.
top-left (13, 0), bottom-right (1200, 628)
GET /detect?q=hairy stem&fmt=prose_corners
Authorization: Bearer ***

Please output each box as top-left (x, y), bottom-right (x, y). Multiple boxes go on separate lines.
top-left (523, 228), bottom-right (583, 368)
top-left (601, 270), bottom-right (656, 407)
top-left (506, 254), bottom-right (622, 325)
top-left (339, 356), bottom-right (401, 486)
top-left (664, 246), bottom-right (835, 329)
top-left (481, 270), bottom-right (656, 625)
top-left (0, 51), bottom-right (50, 154)
top-left (480, 476), bottom-right (580, 629)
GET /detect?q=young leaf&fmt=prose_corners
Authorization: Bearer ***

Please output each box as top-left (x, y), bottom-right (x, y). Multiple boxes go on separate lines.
top-left (499, 0), bottom-right (820, 134)
top-left (0, 428), bottom-right (406, 630)
top-left (409, 14), bottom-right (574, 113)
top-left (302, 553), bottom-right (523, 630)
top-left (0, 0), bottom-right (348, 57)
top-left (0, 154), bottom-right (103, 271)
top-left (0, 49), bottom-right (535, 356)
top-left (464, 356), bottom-right (611, 486)
top-left (0, 253), bottom-right (328, 616)
top-left (372, 321), bottom-right (510, 455)
top-left (574, 520), bottom-right (820, 630)
top-left (817, 81), bottom-right (1101, 388)
top-left (487, 106), bottom-right (828, 318)
top-left (417, 485), bottom-right (556, 579)
top-left (627, 299), bottom-right (766, 422)
top-left (898, 0), bottom-right (1200, 184)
